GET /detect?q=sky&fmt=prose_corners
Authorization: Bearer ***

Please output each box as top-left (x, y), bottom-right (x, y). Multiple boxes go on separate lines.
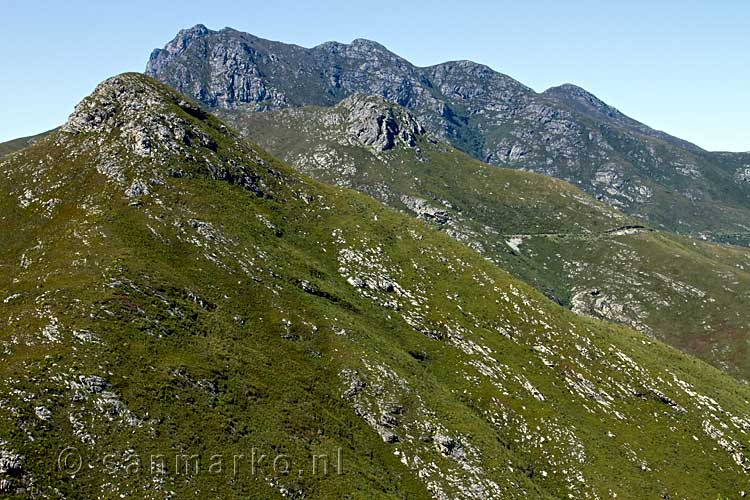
top-left (1, 0), bottom-right (748, 151)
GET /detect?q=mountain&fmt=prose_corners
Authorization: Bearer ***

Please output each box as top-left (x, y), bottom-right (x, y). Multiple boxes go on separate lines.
top-left (541, 84), bottom-right (701, 151)
top-left (2, 73), bottom-right (750, 498)
top-left (0, 130), bottom-right (54, 157)
top-left (146, 25), bottom-right (750, 246)
top-left (218, 94), bottom-right (750, 380)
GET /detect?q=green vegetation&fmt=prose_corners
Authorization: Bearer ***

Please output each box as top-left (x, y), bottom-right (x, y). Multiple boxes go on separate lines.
top-left (1, 74), bottom-right (750, 498)
top-left (0, 129), bottom-right (54, 157)
top-left (220, 100), bottom-right (750, 380)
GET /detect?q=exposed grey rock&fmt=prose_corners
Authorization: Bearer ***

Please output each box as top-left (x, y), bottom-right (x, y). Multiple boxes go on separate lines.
top-left (125, 178), bottom-right (149, 198)
top-left (76, 375), bottom-right (109, 394)
top-left (400, 195), bottom-right (450, 224)
top-left (34, 406), bottom-right (52, 421)
top-left (341, 369), bottom-right (366, 398)
top-left (0, 448), bottom-right (23, 475)
top-left (434, 433), bottom-right (467, 460)
top-left (571, 288), bottom-right (651, 334)
top-left (736, 167), bottom-right (750, 184)
top-left (377, 428), bottom-right (400, 443)
top-left (338, 94), bottom-right (425, 151)
top-left (57, 73), bottom-right (274, 203)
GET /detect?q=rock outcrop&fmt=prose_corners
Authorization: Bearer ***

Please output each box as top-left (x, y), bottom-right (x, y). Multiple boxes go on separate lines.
top-left (736, 166), bottom-right (750, 184)
top-left (339, 94), bottom-right (425, 151)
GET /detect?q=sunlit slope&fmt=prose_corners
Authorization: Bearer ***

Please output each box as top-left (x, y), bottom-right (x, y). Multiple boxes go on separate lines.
top-left (1, 74), bottom-right (749, 499)
top-left (222, 98), bottom-right (750, 379)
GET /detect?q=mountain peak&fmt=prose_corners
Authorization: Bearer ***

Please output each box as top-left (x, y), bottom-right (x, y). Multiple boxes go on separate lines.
top-left (62, 73), bottom-right (170, 135)
top-left (350, 38), bottom-right (388, 50)
top-left (58, 73), bottom-right (274, 200)
top-left (547, 82), bottom-right (593, 95)
top-left (146, 23), bottom-right (213, 68)
top-left (61, 72), bottom-right (217, 148)
top-left (544, 83), bottom-right (622, 117)
top-left (167, 23), bottom-right (212, 53)
top-left (543, 83), bottom-right (702, 151)
top-left (314, 37), bottom-right (401, 61)
top-left (185, 23), bottom-right (210, 34)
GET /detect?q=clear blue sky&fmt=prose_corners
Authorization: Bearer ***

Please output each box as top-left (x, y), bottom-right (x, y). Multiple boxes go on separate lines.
top-left (1, 0), bottom-right (748, 151)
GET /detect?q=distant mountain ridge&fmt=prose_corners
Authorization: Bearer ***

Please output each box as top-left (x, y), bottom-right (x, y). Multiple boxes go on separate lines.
top-left (146, 24), bottom-right (750, 245)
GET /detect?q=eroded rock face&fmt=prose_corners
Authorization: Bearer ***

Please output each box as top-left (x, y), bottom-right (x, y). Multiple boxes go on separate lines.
top-left (339, 94), bottom-right (425, 151)
top-left (62, 74), bottom-right (217, 155)
top-left (400, 195), bottom-right (450, 224)
top-left (0, 442), bottom-right (25, 494)
top-left (736, 167), bottom-right (750, 184)
top-left (0, 448), bottom-right (23, 476)
top-left (592, 165), bottom-right (653, 206)
top-left (571, 288), bottom-right (651, 334)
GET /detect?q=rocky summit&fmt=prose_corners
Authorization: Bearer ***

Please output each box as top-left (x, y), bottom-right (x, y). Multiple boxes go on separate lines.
top-left (147, 25), bottom-right (750, 245)
top-left (2, 72), bottom-right (750, 499)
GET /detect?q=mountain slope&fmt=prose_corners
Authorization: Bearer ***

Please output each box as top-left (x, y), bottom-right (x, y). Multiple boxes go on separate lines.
top-left (0, 130), bottom-right (54, 157)
top-left (218, 95), bottom-right (750, 380)
top-left (146, 25), bottom-right (750, 245)
top-left (541, 84), bottom-right (701, 151)
top-left (2, 73), bottom-right (750, 499)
